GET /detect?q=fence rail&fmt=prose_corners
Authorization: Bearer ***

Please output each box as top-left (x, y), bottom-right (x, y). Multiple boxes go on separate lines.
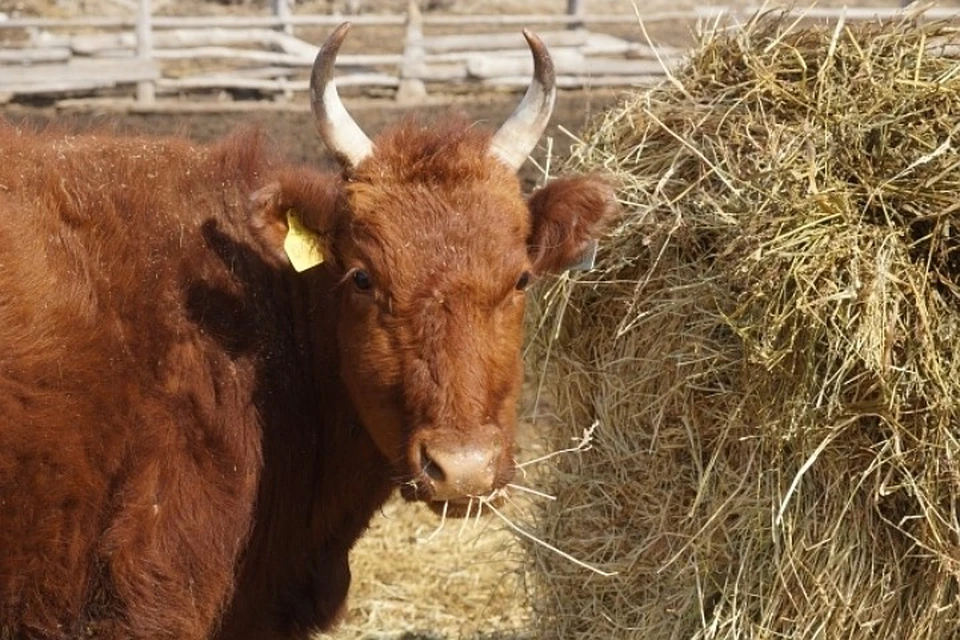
top-left (0, 1), bottom-right (957, 109)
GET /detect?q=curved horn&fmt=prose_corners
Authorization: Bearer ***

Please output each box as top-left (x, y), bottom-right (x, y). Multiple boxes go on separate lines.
top-left (310, 23), bottom-right (374, 169)
top-left (489, 29), bottom-right (557, 170)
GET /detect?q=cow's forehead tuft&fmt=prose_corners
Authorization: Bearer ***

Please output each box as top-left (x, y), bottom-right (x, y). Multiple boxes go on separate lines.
top-left (354, 116), bottom-right (514, 188)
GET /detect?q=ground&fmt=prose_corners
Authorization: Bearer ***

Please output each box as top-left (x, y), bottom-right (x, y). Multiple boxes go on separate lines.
top-left (0, 0), bottom-right (936, 638)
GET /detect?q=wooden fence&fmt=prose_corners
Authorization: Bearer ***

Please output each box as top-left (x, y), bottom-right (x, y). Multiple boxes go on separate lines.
top-left (0, 1), bottom-right (958, 110)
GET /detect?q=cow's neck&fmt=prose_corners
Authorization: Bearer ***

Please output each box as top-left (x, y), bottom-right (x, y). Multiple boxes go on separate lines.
top-left (217, 264), bottom-right (393, 639)
top-left (299, 264), bottom-right (395, 545)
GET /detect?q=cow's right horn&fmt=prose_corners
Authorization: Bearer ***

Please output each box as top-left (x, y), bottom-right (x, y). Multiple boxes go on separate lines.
top-left (489, 29), bottom-right (557, 171)
top-left (310, 23), bottom-right (374, 170)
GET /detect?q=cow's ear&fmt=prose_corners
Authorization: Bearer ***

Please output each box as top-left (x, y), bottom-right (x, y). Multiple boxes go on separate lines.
top-left (250, 169), bottom-right (342, 271)
top-left (527, 176), bottom-right (618, 275)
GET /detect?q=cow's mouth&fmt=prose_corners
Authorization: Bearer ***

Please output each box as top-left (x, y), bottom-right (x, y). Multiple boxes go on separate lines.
top-left (426, 493), bottom-right (505, 519)
top-left (398, 480), bottom-right (506, 518)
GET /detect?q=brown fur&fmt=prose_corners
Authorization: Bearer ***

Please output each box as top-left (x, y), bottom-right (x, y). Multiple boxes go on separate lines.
top-left (0, 114), bottom-right (616, 639)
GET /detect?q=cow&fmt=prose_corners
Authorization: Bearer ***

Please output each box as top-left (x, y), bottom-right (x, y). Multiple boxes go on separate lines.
top-left (0, 23), bottom-right (616, 640)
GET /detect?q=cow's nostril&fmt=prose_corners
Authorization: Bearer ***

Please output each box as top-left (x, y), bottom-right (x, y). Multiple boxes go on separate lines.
top-left (420, 444), bottom-right (446, 483)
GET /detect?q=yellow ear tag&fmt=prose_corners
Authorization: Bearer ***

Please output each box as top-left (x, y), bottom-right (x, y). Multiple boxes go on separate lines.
top-left (283, 209), bottom-right (324, 273)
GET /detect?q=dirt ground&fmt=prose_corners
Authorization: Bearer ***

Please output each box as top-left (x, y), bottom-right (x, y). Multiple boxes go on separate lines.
top-left (0, 88), bottom-right (620, 182)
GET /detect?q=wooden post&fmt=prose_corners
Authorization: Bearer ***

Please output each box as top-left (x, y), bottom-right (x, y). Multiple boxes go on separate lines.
top-left (271, 0), bottom-right (293, 35)
top-left (136, 0), bottom-right (155, 104)
top-left (395, 0), bottom-right (426, 103)
top-left (567, 0), bottom-right (585, 29)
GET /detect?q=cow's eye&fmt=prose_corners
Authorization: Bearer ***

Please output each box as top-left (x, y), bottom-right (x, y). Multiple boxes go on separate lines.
top-left (352, 269), bottom-right (372, 291)
top-left (515, 271), bottom-right (531, 291)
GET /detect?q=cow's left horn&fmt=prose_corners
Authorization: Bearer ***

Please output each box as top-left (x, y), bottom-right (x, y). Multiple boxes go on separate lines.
top-left (311, 23), bottom-right (374, 170)
top-left (489, 29), bottom-right (557, 170)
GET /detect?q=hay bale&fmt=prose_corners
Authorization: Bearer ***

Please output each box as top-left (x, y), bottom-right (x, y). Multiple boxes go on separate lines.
top-left (526, 12), bottom-right (960, 639)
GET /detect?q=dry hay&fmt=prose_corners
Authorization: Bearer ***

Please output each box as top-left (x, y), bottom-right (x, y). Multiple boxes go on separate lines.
top-left (524, 10), bottom-right (960, 640)
top-left (321, 495), bottom-right (531, 640)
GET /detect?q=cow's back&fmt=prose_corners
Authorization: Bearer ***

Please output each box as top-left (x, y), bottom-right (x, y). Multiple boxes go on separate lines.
top-left (0, 123), bottom-right (282, 638)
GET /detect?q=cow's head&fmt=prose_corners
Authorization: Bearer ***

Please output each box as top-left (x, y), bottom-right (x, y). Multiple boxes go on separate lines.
top-left (254, 24), bottom-right (616, 513)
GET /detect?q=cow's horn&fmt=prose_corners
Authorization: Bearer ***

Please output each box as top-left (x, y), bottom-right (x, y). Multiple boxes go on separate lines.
top-left (489, 29), bottom-right (557, 170)
top-left (310, 23), bottom-right (374, 170)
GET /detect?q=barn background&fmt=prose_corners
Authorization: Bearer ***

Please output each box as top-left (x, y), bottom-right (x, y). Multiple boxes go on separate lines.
top-left (2, 0), bottom-right (957, 639)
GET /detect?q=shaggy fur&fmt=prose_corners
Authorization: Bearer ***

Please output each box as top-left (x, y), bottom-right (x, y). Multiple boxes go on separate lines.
top-left (0, 115), bottom-right (616, 639)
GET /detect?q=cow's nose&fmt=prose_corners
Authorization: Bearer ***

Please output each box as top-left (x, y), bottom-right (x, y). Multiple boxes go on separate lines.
top-left (420, 441), bottom-right (500, 502)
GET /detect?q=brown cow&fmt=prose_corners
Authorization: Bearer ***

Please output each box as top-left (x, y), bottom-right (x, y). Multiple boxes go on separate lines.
top-left (0, 23), bottom-right (616, 640)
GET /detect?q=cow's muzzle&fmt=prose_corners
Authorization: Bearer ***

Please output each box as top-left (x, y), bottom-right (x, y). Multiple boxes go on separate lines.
top-left (401, 426), bottom-right (514, 507)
